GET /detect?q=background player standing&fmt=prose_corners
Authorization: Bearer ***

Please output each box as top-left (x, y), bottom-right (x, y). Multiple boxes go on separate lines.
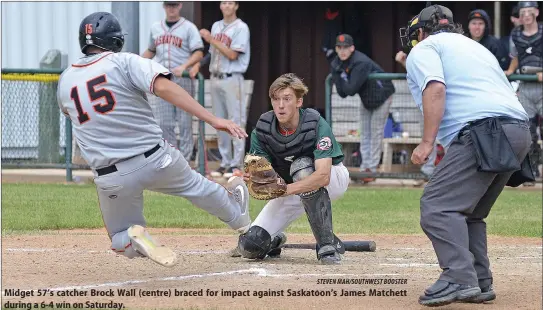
top-left (143, 1), bottom-right (204, 161)
top-left (193, 1), bottom-right (251, 178)
top-left (58, 12), bottom-right (251, 268)
top-left (505, 1), bottom-right (543, 184)
top-left (233, 73), bottom-right (350, 264)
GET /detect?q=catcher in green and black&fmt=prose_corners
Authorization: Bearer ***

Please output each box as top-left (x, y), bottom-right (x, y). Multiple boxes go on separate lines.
top-left (231, 73), bottom-right (351, 264)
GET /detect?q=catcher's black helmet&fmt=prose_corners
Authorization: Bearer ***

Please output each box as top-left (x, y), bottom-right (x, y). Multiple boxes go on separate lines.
top-left (79, 12), bottom-right (125, 54)
top-left (518, 1), bottom-right (539, 9)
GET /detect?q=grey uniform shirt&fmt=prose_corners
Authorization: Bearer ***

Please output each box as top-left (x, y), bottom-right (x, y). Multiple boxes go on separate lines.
top-left (148, 18), bottom-right (204, 70)
top-left (57, 52), bottom-right (172, 169)
top-left (209, 18), bottom-right (250, 74)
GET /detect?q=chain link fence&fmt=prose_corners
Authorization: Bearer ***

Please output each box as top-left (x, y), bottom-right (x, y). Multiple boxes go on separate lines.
top-left (1, 69), bottom-right (208, 182)
top-left (1, 70), bottom-right (69, 168)
top-left (325, 73), bottom-right (541, 181)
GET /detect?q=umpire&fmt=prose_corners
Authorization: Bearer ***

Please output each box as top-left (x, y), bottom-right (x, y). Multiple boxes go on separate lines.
top-left (400, 5), bottom-right (530, 307)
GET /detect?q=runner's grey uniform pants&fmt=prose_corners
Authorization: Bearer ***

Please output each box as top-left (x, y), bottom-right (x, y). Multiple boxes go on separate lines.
top-left (420, 121), bottom-right (530, 287)
top-left (154, 76), bottom-right (195, 160)
top-left (92, 139), bottom-right (247, 256)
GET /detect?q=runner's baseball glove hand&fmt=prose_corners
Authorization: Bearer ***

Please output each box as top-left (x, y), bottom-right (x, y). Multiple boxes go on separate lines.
top-left (244, 154), bottom-right (287, 200)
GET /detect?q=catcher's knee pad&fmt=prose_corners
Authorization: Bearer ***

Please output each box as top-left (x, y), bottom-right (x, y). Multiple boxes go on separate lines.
top-left (290, 156), bottom-right (315, 182)
top-left (111, 230), bottom-right (143, 259)
top-left (237, 225), bottom-right (272, 259)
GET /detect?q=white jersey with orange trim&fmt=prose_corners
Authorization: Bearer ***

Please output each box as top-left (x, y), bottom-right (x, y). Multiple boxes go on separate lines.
top-left (57, 52), bottom-right (171, 169)
top-left (148, 18), bottom-right (204, 70)
top-left (209, 18), bottom-right (250, 74)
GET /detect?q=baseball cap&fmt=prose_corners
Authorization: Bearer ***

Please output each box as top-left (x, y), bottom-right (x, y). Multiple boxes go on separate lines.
top-left (336, 34), bottom-right (354, 47)
top-left (468, 10), bottom-right (485, 22)
top-left (512, 5), bottom-right (520, 18)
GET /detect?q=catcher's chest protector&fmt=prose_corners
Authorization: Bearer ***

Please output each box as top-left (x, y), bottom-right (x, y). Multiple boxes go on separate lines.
top-left (255, 109), bottom-right (320, 183)
top-left (512, 24), bottom-right (543, 68)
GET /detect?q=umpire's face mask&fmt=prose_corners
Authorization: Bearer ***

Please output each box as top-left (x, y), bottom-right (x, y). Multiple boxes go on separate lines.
top-left (399, 16), bottom-right (423, 53)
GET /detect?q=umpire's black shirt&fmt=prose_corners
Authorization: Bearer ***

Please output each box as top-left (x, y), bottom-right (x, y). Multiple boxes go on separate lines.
top-left (330, 50), bottom-right (395, 110)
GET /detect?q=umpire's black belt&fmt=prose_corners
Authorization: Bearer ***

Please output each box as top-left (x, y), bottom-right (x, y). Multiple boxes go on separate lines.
top-left (459, 116), bottom-right (528, 136)
top-left (95, 143), bottom-right (161, 176)
top-left (211, 73), bottom-right (233, 79)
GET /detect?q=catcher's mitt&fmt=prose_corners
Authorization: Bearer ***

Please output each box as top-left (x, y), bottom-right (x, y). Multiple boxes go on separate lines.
top-left (244, 154), bottom-right (287, 200)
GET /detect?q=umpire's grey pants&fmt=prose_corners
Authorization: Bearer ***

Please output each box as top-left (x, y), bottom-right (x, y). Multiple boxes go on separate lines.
top-left (420, 121), bottom-right (531, 287)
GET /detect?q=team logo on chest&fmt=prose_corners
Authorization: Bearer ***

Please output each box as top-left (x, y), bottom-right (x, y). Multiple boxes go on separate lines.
top-left (155, 34), bottom-right (183, 48)
top-left (213, 33), bottom-right (232, 47)
top-left (317, 137), bottom-right (332, 151)
top-left (526, 46), bottom-right (533, 54)
top-left (284, 156), bottom-right (295, 162)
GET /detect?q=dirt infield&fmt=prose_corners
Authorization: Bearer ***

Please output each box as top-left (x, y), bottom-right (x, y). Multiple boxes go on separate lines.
top-left (2, 229), bottom-right (541, 310)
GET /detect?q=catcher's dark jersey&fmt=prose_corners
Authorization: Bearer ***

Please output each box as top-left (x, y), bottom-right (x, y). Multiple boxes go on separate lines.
top-left (249, 108), bottom-right (344, 166)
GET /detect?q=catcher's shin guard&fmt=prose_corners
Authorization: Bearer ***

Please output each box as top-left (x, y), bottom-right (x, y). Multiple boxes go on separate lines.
top-left (290, 156), bottom-right (338, 260)
top-left (300, 188), bottom-right (338, 260)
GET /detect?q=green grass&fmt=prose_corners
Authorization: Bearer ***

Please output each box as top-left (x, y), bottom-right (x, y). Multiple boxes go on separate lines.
top-left (1, 183), bottom-right (541, 237)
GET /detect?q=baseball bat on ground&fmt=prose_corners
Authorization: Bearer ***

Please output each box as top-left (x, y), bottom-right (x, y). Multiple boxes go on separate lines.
top-left (282, 240), bottom-right (376, 252)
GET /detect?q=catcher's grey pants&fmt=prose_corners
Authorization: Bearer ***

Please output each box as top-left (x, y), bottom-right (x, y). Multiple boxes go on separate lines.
top-left (154, 76), bottom-right (195, 160)
top-left (420, 122), bottom-right (530, 287)
top-left (518, 82), bottom-right (543, 172)
top-left (518, 82), bottom-right (543, 119)
top-left (251, 163), bottom-right (350, 238)
top-left (210, 74), bottom-right (247, 169)
top-left (360, 96), bottom-right (393, 172)
top-left (92, 139), bottom-right (246, 258)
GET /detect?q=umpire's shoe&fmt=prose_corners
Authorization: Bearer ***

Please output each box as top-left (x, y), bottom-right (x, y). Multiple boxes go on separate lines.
top-left (127, 225), bottom-right (177, 267)
top-left (460, 285), bottom-right (496, 303)
top-left (227, 176), bottom-right (251, 234)
top-left (419, 280), bottom-right (481, 307)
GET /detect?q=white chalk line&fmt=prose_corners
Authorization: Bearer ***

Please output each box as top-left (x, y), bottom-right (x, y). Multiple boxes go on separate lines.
top-left (5, 248), bottom-right (228, 255)
top-left (1, 268), bottom-right (265, 298)
top-left (7, 248), bottom-right (540, 263)
top-left (2, 267), bottom-right (404, 299)
top-left (380, 263), bottom-right (439, 268)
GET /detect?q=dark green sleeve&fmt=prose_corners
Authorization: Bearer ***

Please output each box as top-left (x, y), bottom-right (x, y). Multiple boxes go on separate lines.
top-left (249, 130), bottom-right (272, 162)
top-left (313, 118), bottom-right (344, 164)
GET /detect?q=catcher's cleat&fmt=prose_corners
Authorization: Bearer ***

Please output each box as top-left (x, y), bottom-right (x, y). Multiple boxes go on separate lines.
top-left (319, 252), bottom-right (342, 265)
top-left (127, 225), bottom-right (177, 267)
top-left (267, 232), bottom-right (287, 257)
top-left (227, 176), bottom-right (251, 233)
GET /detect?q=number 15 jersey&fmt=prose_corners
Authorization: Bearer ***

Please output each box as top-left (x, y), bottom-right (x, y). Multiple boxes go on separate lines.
top-left (57, 52), bottom-right (172, 169)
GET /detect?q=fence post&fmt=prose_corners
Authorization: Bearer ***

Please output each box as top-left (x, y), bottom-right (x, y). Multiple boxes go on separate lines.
top-left (325, 74), bottom-right (332, 125)
top-left (65, 118), bottom-right (73, 182)
top-left (38, 50), bottom-right (63, 163)
top-left (197, 73), bottom-right (206, 176)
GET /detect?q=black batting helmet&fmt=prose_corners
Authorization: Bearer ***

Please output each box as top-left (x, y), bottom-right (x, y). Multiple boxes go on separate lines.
top-left (79, 12), bottom-right (125, 54)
